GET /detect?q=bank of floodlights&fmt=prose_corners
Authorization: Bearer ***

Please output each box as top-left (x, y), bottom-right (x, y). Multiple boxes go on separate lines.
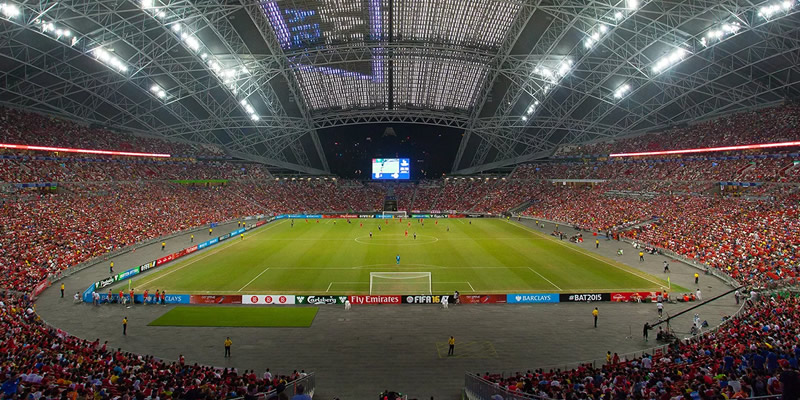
top-left (91, 47), bottom-right (129, 73)
top-left (150, 84), bottom-right (167, 99)
top-left (38, 20), bottom-right (78, 46)
top-left (651, 47), bottom-right (689, 74)
top-left (584, 24), bottom-right (609, 49)
top-left (534, 59), bottom-right (573, 84)
top-left (140, 0), bottom-right (166, 19)
top-left (240, 100), bottom-right (260, 121)
top-left (758, 0), bottom-right (797, 19)
top-left (0, 2), bottom-right (19, 18)
top-left (521, 100), bottom-right (540, 121)
top-left (700, 22), bottom-right (741, 47)
top-left (613, 83), bottom-right (632, 99)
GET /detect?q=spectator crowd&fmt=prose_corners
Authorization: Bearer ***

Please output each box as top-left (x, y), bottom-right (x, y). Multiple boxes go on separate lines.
top-left (0, 104), bottom-right (799, 399)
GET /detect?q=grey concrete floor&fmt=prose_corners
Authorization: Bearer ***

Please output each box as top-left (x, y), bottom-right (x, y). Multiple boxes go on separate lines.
top-left (35, 219), bottom-right (741, 399)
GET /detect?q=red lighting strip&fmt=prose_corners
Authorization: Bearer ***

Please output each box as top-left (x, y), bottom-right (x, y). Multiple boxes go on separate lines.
top-left (0, 143), bottom-right (171, 158)
top-left (609, 141), bottom-right (800, 158)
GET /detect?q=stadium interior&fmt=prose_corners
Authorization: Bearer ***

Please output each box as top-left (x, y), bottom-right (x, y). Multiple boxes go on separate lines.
top-left (1, 0), bottom-right (800, 399)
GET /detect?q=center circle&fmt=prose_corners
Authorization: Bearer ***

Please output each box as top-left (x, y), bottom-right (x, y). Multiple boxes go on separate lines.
top-left (354, 234), bottom-right (439, 245)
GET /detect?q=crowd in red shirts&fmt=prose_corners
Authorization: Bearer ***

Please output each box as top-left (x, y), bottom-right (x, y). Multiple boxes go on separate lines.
top-left (1, 104), bottom-right (800, 398)
top-left (477, 293), bottom-right (800, 399)
top-left (0, 294), bottom-right (307, 399)
top-left (554, 103), bottom-right (800, 156)
top-left (0, 108), bottom-right (224, 157)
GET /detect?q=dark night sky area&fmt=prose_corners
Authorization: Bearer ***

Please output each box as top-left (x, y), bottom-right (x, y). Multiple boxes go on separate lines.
top-left (318, 124), bottom-right (463, 179)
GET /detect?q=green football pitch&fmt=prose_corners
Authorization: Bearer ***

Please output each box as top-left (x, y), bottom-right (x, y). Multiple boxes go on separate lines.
top-left (127, 218), bottom-right (677, 295)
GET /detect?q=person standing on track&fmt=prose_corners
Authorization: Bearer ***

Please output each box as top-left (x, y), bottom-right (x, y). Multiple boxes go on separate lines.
top-left (592, 307), bottom-right (599, 328)
top-left (122, 316), bottom-right (128, 336)
top-left (694, 272), bottom-right (699, 284)
top-left (448, 336), bottom-right (455, 356)
top-left (60, 283), bottom-right (65, 298)
top-left (224, 337), bottom-right (232, 357)
top-left (143, 289), bottom-right (149, 305)
top-left (639, 251), bottom-right (644, 262)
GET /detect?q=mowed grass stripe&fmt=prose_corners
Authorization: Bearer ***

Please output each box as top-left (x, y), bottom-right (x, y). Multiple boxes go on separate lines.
top-left (148, 306), bottom-right (318, 327)
top-left (130, 219), bottom-right (675, 295)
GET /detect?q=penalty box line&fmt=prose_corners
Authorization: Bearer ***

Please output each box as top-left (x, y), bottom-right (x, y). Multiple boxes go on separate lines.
top-left (326, 281), bottom-right (476, 293)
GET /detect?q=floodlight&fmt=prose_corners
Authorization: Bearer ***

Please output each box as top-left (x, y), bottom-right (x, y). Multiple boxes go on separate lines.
top-left (0, 2), bottom-right (20, 18)
top-left (613, 83), bottom-right (632, 99)
top-left (651, 47), bottom-right (689, 74)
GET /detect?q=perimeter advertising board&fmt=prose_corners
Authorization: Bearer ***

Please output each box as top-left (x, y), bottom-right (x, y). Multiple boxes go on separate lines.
top-left (296, 295), bottom-right (347, 305)
top-left (242, 295), bottom-right (296, 305)
top-left (348, 295), bottom-right (402, 304)
top-left (506, 293), bottom-right (560, 303)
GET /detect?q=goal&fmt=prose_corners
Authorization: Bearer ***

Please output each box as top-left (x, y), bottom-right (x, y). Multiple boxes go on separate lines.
top-left (382, 211), bottom-right (407, 218)
top-left (369, 272), bottom-right (431, 295)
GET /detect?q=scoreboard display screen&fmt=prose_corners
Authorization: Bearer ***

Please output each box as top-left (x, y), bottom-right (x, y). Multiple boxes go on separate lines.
top-left (372, 158), bottom-right (410, 180)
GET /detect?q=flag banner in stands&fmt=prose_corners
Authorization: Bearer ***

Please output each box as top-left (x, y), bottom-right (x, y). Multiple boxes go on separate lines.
top-left (190, 295), bottom-right (243, 304)
top-left (610, 292), bottom-right (660, 302)
top-left (296, 295), bottom-right (347, 305)
top-left (506, 293), bottom-right (559, 303)
top-left (242, 295), bottom-right (296, 305)
top-left (458, 295), bottom-right (507, 304)
top-left (32, 280), bottom-right (49, 298)
top-left (559, 293), bottom-right (611, 302)
top-left (348, 295), bottom-right (402, 304)
top-left (402, 295), bottom-right (453, 304)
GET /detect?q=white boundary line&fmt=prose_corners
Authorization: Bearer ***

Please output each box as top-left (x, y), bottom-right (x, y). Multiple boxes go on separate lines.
top-left (238, 267), bottom-right (270, 292)
top-left (135, 220), bottom-right (287, 288)
top-left (467, 281), bottom-right (476, 292)
top-left (507, 220), bottom-right (666, 288)
top-left (527, 267), bottom-right (563, 291)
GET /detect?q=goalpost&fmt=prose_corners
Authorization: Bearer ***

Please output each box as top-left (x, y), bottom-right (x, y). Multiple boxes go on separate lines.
top-left (382, 211), bottom-right (407, 218)
top-left (370, 272), bottom-right (432, 295)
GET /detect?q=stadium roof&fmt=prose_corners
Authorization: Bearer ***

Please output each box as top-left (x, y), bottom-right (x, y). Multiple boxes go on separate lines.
top-left (1, 0), bottom-right (799, 174)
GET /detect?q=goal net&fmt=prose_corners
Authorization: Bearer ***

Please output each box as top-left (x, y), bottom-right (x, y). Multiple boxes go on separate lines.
top-left (370, 272), bottom-right (431, 295)
top-left (382, 211), bottom-right (407, 218)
